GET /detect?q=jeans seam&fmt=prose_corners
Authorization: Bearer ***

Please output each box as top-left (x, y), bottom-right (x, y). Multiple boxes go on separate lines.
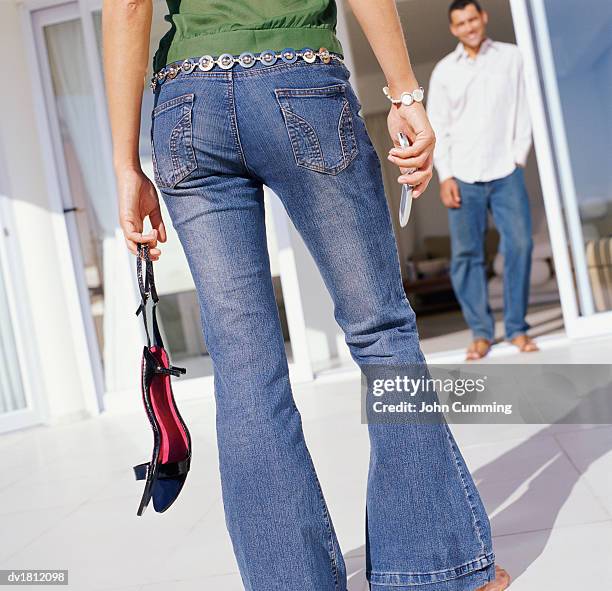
top-left (312, 468), bottom-right (341, 590)
top-left (366, 551), bottom-right (495, 585)
top-left (276, 91), bottom-right (358, 176)
top-left (367, 552), bottom-right (495, 576)
top-left (275, 82), bottom-right (346, 97)
top-left (378, 145), bottom-right (408, 308)
top-left (280, 106), bottom-right (324, 168)
top-left (443, 422), bottom-right (487, 555)
top-left (152, 91), bottom-right (194, 117)
top-left (338, 101), bottom-right (348, 162)
top-left (152, 99), bottom-right (197, 189)
top-left (296, 410), bottom-right (341, 590)
top-left (169, 108), bottom-right (196, 181)
top-left (234, 60), bottom-right (344, 78)
top-left (338, 99), bottom-right (358, 167)
top-left (227, 72), bottom-right (257, 178)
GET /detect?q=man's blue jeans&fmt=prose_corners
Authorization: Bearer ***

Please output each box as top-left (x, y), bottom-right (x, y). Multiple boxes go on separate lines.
top-left (450, 168), bottom-right (534, 341)
top-left (150, 56), bottom-right (496, 591)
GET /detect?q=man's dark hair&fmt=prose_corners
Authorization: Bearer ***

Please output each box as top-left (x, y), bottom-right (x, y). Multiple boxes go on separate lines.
top-left (448, 0), bottom-right (483, 21)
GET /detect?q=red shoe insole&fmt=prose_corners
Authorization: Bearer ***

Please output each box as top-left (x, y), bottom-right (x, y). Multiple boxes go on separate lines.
top-left (148, 346), bottom-right (189, 464)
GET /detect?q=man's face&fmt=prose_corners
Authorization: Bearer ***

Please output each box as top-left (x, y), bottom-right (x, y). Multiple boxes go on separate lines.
top-left (449, 4), bottom-right (488, 48)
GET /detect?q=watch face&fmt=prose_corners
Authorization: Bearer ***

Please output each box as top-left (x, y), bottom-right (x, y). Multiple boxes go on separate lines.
top-left (401, 92), bottom-right (414, 107)
top-left (413, 87), bottom-right (425, 102)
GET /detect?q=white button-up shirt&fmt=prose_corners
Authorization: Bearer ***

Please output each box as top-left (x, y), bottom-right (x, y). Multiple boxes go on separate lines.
top-left (427, 38), bottom-right (532, 183)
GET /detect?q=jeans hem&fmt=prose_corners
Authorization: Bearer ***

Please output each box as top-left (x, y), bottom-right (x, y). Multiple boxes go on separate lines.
top-left (472, 333), bottom-right (493, 342)
top-left (506, 330), bottom-right (529, 341)
top-left (367, 551), bottom-right (495, 587)
top-left (472, 334), bottom-right (495, 343)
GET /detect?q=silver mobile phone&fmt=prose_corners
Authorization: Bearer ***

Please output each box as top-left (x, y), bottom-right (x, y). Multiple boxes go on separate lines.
top-left (397, 132), bottom-right (416, 227)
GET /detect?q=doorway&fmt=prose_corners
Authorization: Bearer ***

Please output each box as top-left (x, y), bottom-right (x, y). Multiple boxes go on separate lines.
top-left (30, 3), bottom-right (111, 407)
top-left (511, 0), bottom-right (612, 338)
top-left (343, 0), bottom-right (563, 357)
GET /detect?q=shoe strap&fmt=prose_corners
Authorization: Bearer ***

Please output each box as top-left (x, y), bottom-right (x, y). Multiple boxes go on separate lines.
top-left (135, 244), bottom-right (164, 349)
top-left (155, 364), bottom-right (187, 377)
top-left (133, 456), bottom-right (191, 480)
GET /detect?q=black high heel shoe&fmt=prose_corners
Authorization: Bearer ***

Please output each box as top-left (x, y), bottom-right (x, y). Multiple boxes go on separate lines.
top-left (133, 243), bottom-right (192, 515)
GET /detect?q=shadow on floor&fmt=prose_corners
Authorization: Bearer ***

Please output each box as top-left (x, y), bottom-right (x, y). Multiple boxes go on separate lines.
top-left (341, 382), bottom-right (611, 590)
top-left (472, 383), bottom-right (612, 583)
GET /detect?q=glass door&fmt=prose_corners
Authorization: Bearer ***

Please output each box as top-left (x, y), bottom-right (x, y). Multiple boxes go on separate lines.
top-left (0, 258), bottom-right (25, 415)
top-left (0, 241), bottom-right (30, 434)
top-left (0, 154), bottom-right (44, 434)
top-left (512, 0), bottom-right (612, 338)
top-left (31, 3), bottom-right (113, 403)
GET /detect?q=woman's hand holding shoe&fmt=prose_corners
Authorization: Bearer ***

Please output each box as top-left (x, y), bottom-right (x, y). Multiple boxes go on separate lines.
top-left (116, 167), bottom-right (167, 261)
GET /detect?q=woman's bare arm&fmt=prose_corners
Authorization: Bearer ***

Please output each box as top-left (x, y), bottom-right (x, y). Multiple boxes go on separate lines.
top-left (344, 0), bottom-right (435, 197)
top-left (102, 0), bottom-right (166, 258)
top-left (344, 0), bottom-right (418, 96)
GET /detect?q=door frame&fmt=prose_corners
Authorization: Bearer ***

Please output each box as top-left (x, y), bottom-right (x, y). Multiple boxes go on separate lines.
top-left (19, 0), bottom-right (105, 414)
top-left (509, 0), bottom-right (612, 339)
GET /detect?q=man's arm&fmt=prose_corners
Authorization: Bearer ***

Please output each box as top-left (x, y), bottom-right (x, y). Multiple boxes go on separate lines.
top-left (427, 64), bottom-right (461, 208)
top-left (345, 0), bottom-right (436, 198)
top-left (426, 64), bottom-right (453, 183)
top-left (513, 51), bottom-right (533, 168)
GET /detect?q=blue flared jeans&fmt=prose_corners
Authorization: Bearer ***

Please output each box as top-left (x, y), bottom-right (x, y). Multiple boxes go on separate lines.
top-left (450, 169), bottom-right (534, 341)
top-left (150, 55), bottom-right (496, 591)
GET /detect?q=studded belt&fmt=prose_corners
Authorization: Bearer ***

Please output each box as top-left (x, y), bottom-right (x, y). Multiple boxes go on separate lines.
top-left (150, 46), bottom-right (344, 91)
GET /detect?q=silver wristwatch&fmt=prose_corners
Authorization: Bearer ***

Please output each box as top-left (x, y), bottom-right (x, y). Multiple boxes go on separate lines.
top-left (382, 85), bottom-right (425, 107)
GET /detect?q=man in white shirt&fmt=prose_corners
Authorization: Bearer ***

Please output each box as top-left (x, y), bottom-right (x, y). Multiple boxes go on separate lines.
top-left (427, 0), bottom-right (538, 360)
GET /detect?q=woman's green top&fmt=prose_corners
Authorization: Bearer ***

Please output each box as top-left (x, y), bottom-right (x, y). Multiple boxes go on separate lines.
top-left (153, 0), bottom-right (344, 73)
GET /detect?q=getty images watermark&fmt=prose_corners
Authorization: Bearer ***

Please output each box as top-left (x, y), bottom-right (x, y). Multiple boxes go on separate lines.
top-left (360, 363), bottom-right (612, 424)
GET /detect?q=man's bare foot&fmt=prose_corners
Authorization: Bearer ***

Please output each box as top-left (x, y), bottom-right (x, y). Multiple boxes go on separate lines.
top-left (475, 565), bottom-right (511, 590)
top-left (466, 338), bottom-right (492, 361)
top-left (509, 334), bottom-right (539, 353)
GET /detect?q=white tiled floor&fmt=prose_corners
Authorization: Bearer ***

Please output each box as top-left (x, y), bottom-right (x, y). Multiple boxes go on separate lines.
top-left (1, 338), bottom-right (612, 590)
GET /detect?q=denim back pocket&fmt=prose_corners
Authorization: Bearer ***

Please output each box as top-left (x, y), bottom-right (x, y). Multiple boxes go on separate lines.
top-left (150, 92), bottom-right (197, 189)
top-left (274, 83), bottom-right (358, 175)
